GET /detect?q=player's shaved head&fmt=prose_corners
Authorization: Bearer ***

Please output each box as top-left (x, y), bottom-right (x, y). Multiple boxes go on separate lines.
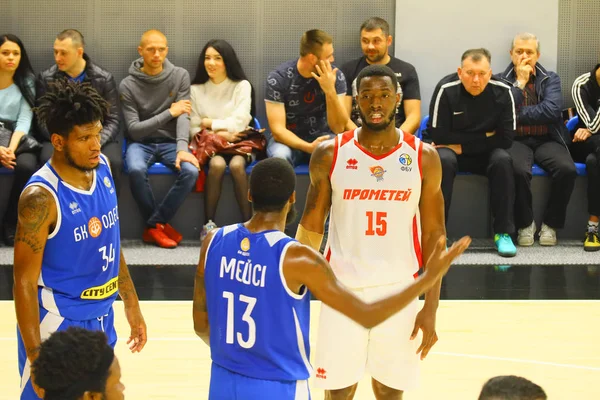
top-left (139, 29), bottom-right (167, 47)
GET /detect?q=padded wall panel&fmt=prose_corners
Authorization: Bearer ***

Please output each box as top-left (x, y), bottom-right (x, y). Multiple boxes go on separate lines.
top-left (93, 0), bottom-right (178, 82)
top-left (5, 0), bottom-right (95, 74)
top-left (396, 0), bottom-right (560, 116)
top-left (557, 0), bottom-right (600, 108)
top-left (2, 0), bottom-right (394, 123)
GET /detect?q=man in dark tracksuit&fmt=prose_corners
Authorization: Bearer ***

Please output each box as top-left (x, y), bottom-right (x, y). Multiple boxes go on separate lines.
top-left (571, 64), bottom-right (600, 251)
top-left (36, 29), bottom-right (123, 195)
top-left (428, 48), bottom-right (517, 257)
top-left (495, 33), bottom-right (575, 247)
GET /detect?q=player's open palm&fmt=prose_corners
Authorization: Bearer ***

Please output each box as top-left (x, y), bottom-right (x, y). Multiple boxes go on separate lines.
top-left (426, 236), bottom-right (471, 281)
top-left (125, 306), bottom-right (148, 353)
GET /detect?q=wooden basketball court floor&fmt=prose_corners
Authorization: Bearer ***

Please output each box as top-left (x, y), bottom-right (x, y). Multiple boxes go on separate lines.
top-left (0, 300), bottom-right (599, 399)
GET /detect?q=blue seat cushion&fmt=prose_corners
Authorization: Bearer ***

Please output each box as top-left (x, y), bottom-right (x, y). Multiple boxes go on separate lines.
top-left (532, 163), bottom-right (587, 176)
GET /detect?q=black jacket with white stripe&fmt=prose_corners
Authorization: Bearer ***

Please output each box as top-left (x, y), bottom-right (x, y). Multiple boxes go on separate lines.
top-left (427, 73), bottom-right (516, 155)
top-left (572, 64), bottom-right (600, 134)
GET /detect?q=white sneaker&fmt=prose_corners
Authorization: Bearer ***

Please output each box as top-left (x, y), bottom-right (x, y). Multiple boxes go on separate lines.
top-left (201, 220), bottom-right (217, 242)
top-left (539, 223), bottom-right (557, 246)
top-left (517, 221), bottom-right (535, 246)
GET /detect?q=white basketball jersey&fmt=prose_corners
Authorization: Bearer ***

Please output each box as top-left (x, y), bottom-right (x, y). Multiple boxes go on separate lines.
top-left (324, 128), bottom-right (423, 289)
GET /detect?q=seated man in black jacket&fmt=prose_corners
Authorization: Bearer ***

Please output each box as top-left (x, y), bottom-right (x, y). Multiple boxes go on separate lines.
top-left (572, 64), bottom-right (600, 251)
top-left (428, 48), bottom-right (517, 256)
top-left (36, 29), bottom-right (123, 196)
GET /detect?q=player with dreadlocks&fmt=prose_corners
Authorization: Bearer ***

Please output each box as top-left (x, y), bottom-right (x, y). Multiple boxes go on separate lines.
top-left (14, 79), bottom-right (147, 400)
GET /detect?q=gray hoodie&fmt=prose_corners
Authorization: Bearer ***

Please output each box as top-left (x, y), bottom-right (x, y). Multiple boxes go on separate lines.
top-left (119, 57), bottom-right (190, 152)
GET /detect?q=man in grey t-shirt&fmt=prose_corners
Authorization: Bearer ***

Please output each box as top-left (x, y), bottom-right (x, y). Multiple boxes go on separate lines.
top-left (120, 29), bottom-right (199, 248)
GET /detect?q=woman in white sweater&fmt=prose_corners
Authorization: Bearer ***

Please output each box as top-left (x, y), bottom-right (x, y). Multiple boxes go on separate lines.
top-left (190, 39), bottom-right (255, 240)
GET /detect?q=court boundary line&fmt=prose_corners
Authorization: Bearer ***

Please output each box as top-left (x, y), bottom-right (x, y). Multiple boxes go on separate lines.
top-left (1, 336), bottom-right (597, 371)
top-left (431, 351), bottom-right (600, 371)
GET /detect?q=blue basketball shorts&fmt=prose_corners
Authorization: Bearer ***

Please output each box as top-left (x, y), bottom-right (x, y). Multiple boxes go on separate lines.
top-left (209, 362), bottom-right (311, 400)
top-left (17, 306), bottom-right (117, 400)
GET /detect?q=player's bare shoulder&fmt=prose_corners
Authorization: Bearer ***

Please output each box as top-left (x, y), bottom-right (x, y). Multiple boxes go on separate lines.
top-left (420, 142), bottom-right (439, 163)
top-left (309, 137), bottom-right (336, 178)
top-left (15, 185), bottom-right (57, 253)
top-left (419, 142), bottom-right (442, 175)
top-left (283, 241), bottom-right (334, 289)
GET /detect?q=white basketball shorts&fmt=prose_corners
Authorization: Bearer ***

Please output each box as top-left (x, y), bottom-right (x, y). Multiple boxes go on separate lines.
top-left (313, 281), bottom-right (420, 391)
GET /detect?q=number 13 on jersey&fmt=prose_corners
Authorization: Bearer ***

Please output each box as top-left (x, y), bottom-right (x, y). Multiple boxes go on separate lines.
top-left (223, 291), bottom-right (257, 349)
top-left (365, 211), bottom-right (387, 236)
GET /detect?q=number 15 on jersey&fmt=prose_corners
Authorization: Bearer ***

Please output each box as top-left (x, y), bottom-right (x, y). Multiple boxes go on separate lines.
top-left (365, 211), bottom-right (387, 236)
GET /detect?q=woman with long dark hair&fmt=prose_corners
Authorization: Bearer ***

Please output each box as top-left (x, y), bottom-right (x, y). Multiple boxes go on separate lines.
top-left (0, 34), bottom-right (37, 245)
top-left (190, 39), bottom-right (256, 241)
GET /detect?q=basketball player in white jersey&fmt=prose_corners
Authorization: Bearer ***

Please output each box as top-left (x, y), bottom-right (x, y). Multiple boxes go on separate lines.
top-left (296, 64), bottom-right (449, 399)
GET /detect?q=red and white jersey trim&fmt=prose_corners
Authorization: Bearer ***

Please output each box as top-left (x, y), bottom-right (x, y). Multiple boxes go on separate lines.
top-left (325, 128), bottom-right (423, 288)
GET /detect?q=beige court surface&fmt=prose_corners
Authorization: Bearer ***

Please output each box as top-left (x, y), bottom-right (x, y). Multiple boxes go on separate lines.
top-left (0, 300), bottom-right (599, 399)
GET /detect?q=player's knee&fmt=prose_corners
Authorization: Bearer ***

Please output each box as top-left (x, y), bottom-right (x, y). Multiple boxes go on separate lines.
top-left (372, 380), bottom-right (403, 400)
top-left (325, 384), bottom-right (358, 400)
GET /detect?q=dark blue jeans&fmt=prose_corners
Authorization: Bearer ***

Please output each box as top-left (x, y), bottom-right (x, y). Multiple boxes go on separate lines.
top-left (126, 142), bottom-right (198, 227)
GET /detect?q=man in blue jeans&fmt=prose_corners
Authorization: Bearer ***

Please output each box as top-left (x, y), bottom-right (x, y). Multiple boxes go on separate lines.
top-left (265, 29), bottom-right (348, 166)
top-left (120, 29), bottom-right (199, 248)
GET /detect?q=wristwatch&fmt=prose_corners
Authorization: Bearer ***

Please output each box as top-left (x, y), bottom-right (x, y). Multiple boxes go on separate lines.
top-left (513, 80), bottom-right (525, 90)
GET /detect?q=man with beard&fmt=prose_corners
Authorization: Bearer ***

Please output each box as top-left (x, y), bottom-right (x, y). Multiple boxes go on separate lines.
top-left (14, 80), bottom-right (146, 400)
top-left (428, 48), bottom-right (517, 257)
top-left (341, 17), bottom-right (421, 134)
top-left (193, 157), bottom-right (470, 400)
top-left (295, 64), bottom-right (465, 400)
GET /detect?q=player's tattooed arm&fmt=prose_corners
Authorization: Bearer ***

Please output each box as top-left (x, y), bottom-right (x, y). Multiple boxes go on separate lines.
top-left (118, 251), bottom-right (140, 304)
top-left (118, 250), bottom-right (147, 353)
top-left (299, 139), bottom-right (335, 233)
top-left (193, 229), bottom-right (214, 345)
top-left (14, 186), bottom-right (53, 253)
top-left (14, 186), bottom-right (56, 362)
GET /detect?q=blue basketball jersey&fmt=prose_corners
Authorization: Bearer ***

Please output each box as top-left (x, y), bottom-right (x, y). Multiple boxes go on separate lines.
top-left (205, 224), bottom-right (312, 382)
top-left (24, 154), bottom-right (120, 321)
